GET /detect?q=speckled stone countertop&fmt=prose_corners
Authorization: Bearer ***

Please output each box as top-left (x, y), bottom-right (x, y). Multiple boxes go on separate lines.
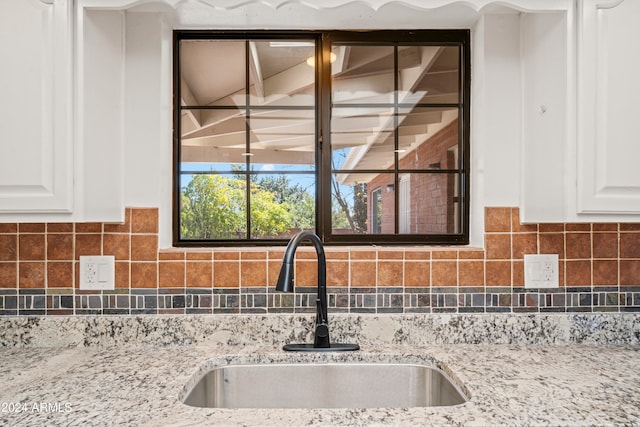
top-left (1, 314), bottom-right (639, 426)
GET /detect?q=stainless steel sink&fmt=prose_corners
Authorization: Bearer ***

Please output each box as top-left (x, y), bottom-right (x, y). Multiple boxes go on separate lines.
top-left (183, 363), bottom-right (468, 409)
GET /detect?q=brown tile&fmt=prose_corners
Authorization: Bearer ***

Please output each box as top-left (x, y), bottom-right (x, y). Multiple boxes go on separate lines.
top-left (186, 261), bottom-right (212, 288)
top-left (620, 223), bottom-right (640, 231)
top-left (47, 223), bottom-right (74, 233)
top-left (539, 223), bottom-right (564, 233)
top-left (566, 233), bottom-right (591, 259)
top-left (213, 261), bottom-right (239, 288)
top-left (131, 235), bottom-right (158, 261)
top-left (485, 234), bottom-right (511, 260)
top-left (593, 233), bottom-right (618, 259)
top-left (19, 223), bottom-right (45, 233)
top-left (377, 261), bottom-right (403, 287)
top-left (241, 260), bottom-right (267, 287)
top-left (566, 223), bottom-right (590, 232)
top-left (512, 261), bottom-right (524, 287)
top-left (432, 251), bottom-right (457, 260)
top-left (325, 249), bottom-right (349, 260)
top-left (350, 250), bottom-right (376, 260)
top-left (405, 261), bottom-right (430, 287)
top-left (131, 208), bottom-right (158, 234)
top-left (115, 262), bottom-right (130, 288)
top-left (593, 223), bottom-right (618, 232)
top-left (19, 262), bottom-right (45, 288)
top-left (47, 234), bottom-right (74, 261)
top-left (431, 261), bottom-right (457, 286)
top-left (326, 260), bottom-right (349, 287)
top-left (214, 251), bottom-right (240, 261)
top-left (565, 260), bottom-right (591, 287)
top-left (484, 207), bottom-right (511, 232)
top-left (0, 262), bottom-right (17, 288)
top-left (405, 250), bottom-right (430, 261)
top-left (103, 234), bottom-right (130, 260)
top-left (620, 260), bottom-right (640, 286)
top-left (268, 260), bottom-right (282, 287)
top-left (47, 262), bottom-right (73, 288)
top-left (75, 223), bottom-right (102, 233)
top-left (0, 235), bottom-right (17, 261)
top-left (458, 250), bottom-right (484, 259)
top-left (378, 250), bottom-right (403, 260)
top-left (104, 208), bottom-right (131, 233)
top-left (620, 233), bottom-right (640, 258)
top-left (75, 234), bottom-right (102, 259)
top-left (241, 251), bottom-right (267, 260)
top-left (511, 208), bottom-right (538, 233)
top-left (512, 233), bottom-right (538, 259)
top-left (459, 261), bottom-right (484, 287)
top-left (593, 260), bottom-right (618, 287)
top-left (159, 250), bottom-right (185, 261)
top-left (539, 233), bottom-right (565, 258)
top-left (19, 234), bottom-right (45, 261)
top-left (351, 261), bottom-right (376, 287)
top-left (187, 251), bottom-right (212, 261)
top-left (131, 262), bottom-right (157, 288)
top-left (485, 261), bottom-right (511, 287)
top-left (295, 259), bottom-right (318, 287)
top-left (0, 223), bottom-right (17, 233)
top-left (159, 262), bottom-right (185, 288)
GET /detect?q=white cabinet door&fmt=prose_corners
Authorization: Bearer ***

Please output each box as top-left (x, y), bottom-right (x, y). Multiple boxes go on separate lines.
top-left (577, 0), bottom-right (640, 214)
top-left (0, 0), bottom-right (73, 213)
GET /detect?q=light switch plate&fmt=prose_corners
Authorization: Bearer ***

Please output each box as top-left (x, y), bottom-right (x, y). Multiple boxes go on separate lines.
top-left (524, 254), bottom-right (559, 289)
top-left (79, 256), bottom-right (115, 290)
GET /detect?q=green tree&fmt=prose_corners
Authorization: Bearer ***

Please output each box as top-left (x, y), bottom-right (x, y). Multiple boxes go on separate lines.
top-left (257, 175), bottom-right (315, 229)
top-left (180, 174), bottom-right (302, 239)
top-left (181, 175), bottom-right (246, 239)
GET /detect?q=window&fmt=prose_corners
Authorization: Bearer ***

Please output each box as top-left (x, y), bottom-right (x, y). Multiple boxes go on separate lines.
top-left (174, 30), bottom-right (470, 246)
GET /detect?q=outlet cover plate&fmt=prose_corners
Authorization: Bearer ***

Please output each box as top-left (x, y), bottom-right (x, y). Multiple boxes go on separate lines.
top-left (79, 256), bottom-right (115, 290)
top-left (524, 254), bottom-right (559, 289)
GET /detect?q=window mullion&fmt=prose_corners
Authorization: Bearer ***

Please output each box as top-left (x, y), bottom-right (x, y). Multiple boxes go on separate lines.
top-left (245, 40), bottom-right (252, 240)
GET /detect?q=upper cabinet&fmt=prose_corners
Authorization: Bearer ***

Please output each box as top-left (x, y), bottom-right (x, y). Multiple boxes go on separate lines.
top-left (0, 0), bottom-right (73, 214)
top-left (576, 0), bottom-right (640, 215)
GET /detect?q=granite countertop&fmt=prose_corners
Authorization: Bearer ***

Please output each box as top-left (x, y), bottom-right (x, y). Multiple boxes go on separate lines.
top-left (0, 314), bottom-right (639, 426)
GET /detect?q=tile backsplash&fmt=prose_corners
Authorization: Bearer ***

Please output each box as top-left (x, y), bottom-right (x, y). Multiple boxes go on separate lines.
top-left (0, 207), bottom-right (638, 315)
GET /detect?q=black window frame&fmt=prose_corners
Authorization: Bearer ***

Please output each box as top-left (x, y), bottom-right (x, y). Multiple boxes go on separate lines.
top-left (173, 29), bottom-right (471, 247)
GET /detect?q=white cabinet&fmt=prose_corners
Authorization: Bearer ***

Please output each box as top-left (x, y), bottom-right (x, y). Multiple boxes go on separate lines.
top-left (0, 0), bottom-right (73, 214)
top-left (0, 0), bottom-right (126, 223)
top-left (576, 0), bottom-right (640, 215)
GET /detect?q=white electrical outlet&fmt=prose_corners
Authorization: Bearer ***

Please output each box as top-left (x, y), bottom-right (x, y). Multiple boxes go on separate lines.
top-left (80, 256), bottom-right (115, 290)
top-left (524, 254), bottom-right (559, 289)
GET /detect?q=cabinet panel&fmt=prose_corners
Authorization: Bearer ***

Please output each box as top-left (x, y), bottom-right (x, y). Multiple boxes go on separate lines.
top-left (0, 0), bottom-right (73, 213)
top-left (577, 0), bottom-right (640, 214)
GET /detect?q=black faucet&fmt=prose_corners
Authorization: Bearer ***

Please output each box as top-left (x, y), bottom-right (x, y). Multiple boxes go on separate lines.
top-left (276, 230), bottom-right (359, 352)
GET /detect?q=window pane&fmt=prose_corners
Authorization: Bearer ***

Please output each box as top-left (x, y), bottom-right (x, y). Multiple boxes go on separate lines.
top-left (331, 107), bottom-right (395, 171)
top-left (180, 40), bottom-right (246, 107)
top-left (331, 173), bottom-right (394, 235)
top-left (180, 174), bottom-right (247, 240)
top-left (249, 40), bottom-right (315, 107)
top-left (181, 117), bottom-right (248, 169)
top-left (249, 109), bottom-right (315, 170)
top-left (399, 45), bottom-right (460, 105)
top-left (397, 173), bottom-right (461, 235)
top-left (397, 107), bottom-right (459, 170)
top-left (250, 173), bottom-right (316, 239)
top-left (332, 45), bottom-right (394, 105)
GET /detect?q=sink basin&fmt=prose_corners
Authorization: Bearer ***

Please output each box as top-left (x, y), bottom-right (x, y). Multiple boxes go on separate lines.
top-left (183, 363), bottom-right (468, 409)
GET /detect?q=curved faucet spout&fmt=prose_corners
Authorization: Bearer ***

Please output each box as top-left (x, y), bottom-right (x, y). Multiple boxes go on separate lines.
top-left (276, 231), bottom-right (329, 348)
top-left (276, 231), bottom-right (359, 352)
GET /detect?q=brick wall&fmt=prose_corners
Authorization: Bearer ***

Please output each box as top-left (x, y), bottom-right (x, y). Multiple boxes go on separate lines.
top-left (366, 118), bottom-right (458, 234)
